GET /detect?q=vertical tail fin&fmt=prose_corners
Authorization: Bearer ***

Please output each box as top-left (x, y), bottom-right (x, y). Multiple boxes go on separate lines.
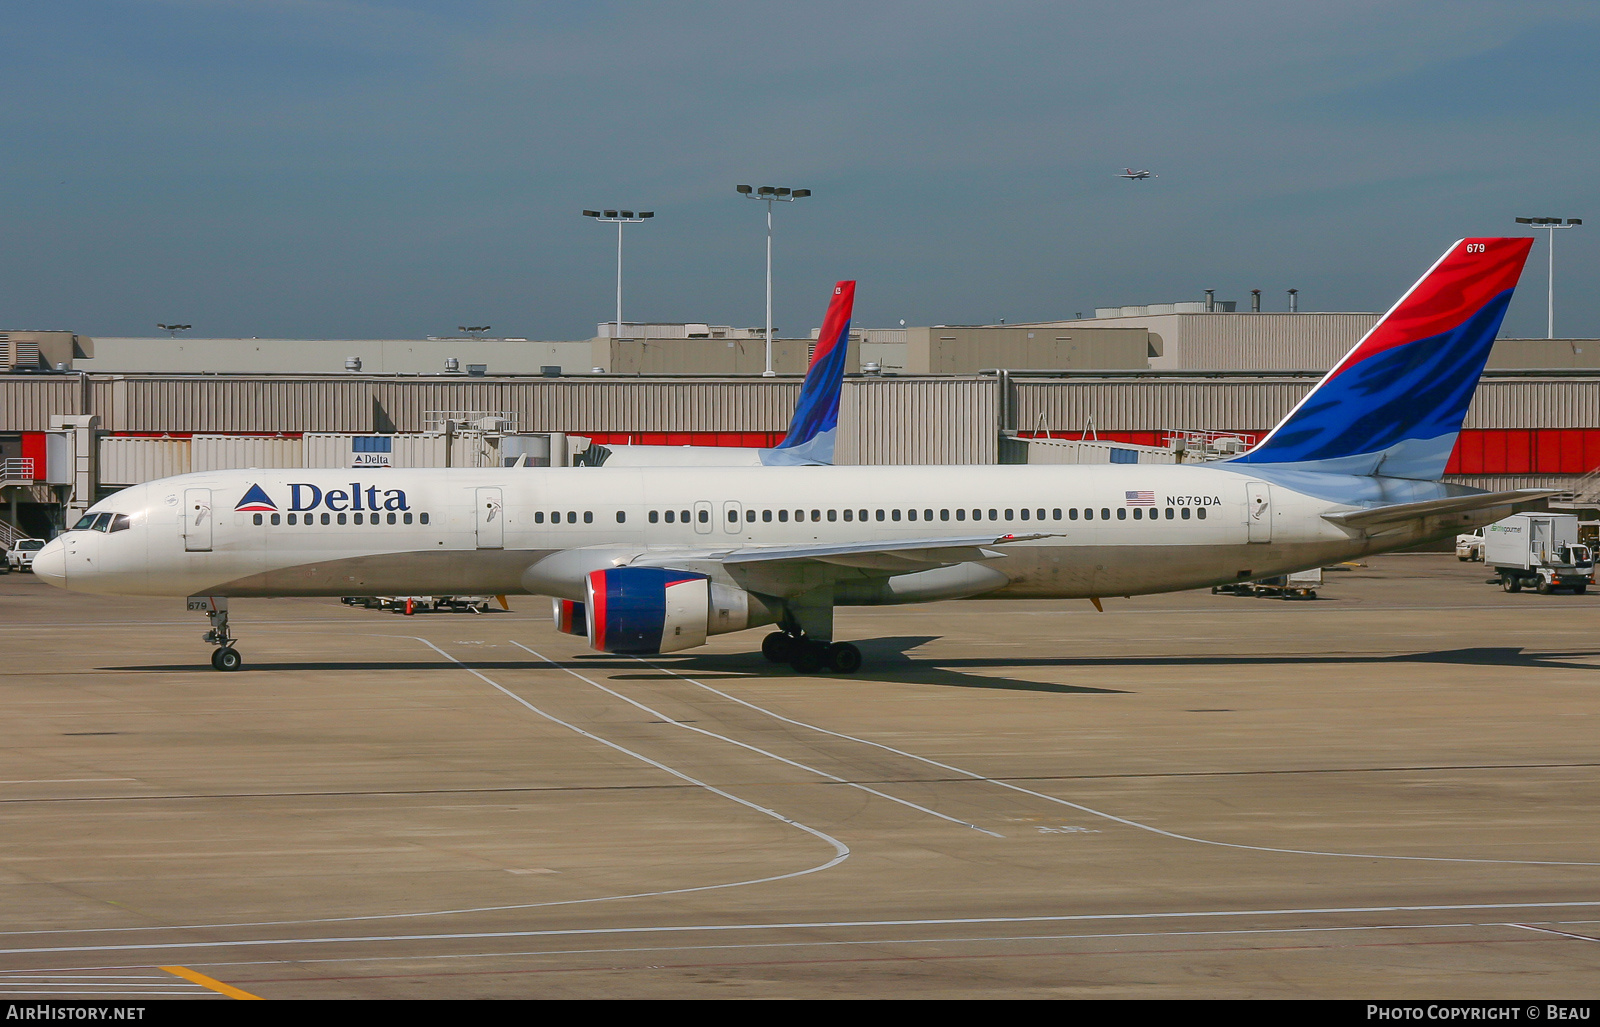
top-left (760, 280), bottom-right (854, 466)
top-left (1228, 237), bottom-right (1533, 479)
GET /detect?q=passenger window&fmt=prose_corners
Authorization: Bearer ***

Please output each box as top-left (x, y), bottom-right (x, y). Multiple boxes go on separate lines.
top-left (1133, 508), bottom-right (1142, 520)
top-left (585, 511), bottom-right (594, 524)
top-left (907, 509), bottom-right (917, 521)
top-left (1197, 507), bottom-right (1207, 520)
top-left (539, 512), bottom-right (547, 523)
top-left (1020, 509), bottom-right (1030, 521)
top-left (1084, 509), bottom-right (1093, 521)
top-left (269, 513), bottom-right (280, 526)
top-left (779, 510), bottom-right (789, 522)
top-left (810, 510), bottom-right (820, 522)
top-left (1069, 509), bottom-right (1078, 520)
top-left (321, 513), bottom-right (331, 525)
top-left (665, 510), bottom-right (675, 523)
top-left (924, 509), bottom-right (933, 520)
top-left (337, 513), bottom-right (347, 525)
top-left (858, 509), bottom-right (868, 521)
top-left (1101, 508), bottom-right (1110, 519)
top-left (892, 509), bottom-right (901, 521)
top-left (403, 513), bottom-right (413, 524)
top-left (1005, 509), bottom-right (1014, 520)
top-left (940, 509), bottom-right (950, 521)
top-left (355, 513), bottom-right (365, 524)
top-left (956, 509), bottom-right (966, 521)
top-left (727, 510), bottom-right (737, 523)
top-left (1181, 507), bottom-right (1191, 520)
top-left (253, 513), bottom-right (263, 526)
top-left (988, 509), bottom-right (998, 520)
top-left (794, 510), bottom-right (803, 521)
top-left (763, 510), bottom-right (773, 522)
top-left (844, 509), bottom-right (853, 521)
top-left (420, 513), bottom-right (429, 525)
top-left (827, 510), bottom-right (837, 522)
top-left (1117, 508), bottom-right (1126, 520)
top-left (1165, 508), bottom-right (1174, 520)
top-left (682, 510), bottom-right (691, 523)
top-left (1052, 509), bottom-right (1062, 520)
top-left (619, 511), bottom-right (628, 523)
top-left (876, 510), bottom-right (885, 522)
top-left (746, 509), bottom-right (756, 522)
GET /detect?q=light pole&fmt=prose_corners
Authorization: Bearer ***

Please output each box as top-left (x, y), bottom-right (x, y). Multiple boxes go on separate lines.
top-left (1515, 216), bottom-right (1583, 338)
top-left (736, 184), bottom-right (811, 376)
top-left (581, 209), bottom-right (654, 339)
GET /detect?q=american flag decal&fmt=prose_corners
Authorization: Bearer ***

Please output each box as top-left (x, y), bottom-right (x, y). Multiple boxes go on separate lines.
top-left (1125, 491), bottom-right (1155, 505)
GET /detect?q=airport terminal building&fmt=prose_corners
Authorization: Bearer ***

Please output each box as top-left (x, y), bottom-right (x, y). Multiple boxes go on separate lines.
top-left (4, 308), bottom-right (1599, 541)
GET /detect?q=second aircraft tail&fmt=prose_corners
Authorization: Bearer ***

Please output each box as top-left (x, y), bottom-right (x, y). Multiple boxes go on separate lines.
top-left (760, 280), bottom-right (854, 466)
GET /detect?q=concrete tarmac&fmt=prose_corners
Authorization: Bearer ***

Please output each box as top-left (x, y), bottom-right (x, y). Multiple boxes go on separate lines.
top-left (1, 554), bottom-right (1598, 999)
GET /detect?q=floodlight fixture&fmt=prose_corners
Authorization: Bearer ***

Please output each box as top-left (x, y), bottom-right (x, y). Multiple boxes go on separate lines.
top-left (1516, 213), bottom-right (1583, 338)
top-left (582, 206), bottom-right (658, 339)
top-left (736, 183), bottom-right (813, 375)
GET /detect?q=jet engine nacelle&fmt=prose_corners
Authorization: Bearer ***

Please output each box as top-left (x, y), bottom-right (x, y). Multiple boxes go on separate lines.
top-left (551, 598), bottom-right (586, 636)
top-left (582, 567), bottom-right (776, 654)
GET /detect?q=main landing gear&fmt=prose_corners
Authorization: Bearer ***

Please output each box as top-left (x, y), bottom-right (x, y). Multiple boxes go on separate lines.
top-left (189, 596), bottom-right (242, 672)
top-left (761, 631), bottom-right (862, 674)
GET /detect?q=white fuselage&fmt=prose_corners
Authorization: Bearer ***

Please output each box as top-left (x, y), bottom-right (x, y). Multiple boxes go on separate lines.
top-left (37, 463), bottom-right (1480, 604)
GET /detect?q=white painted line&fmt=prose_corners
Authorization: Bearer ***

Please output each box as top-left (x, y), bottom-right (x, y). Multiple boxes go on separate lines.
top-left (10, 900), bottom-right (1600, 958)
top-left (1509, 922), bottom-right (1600, 943)
top-left (637, 657), bottom-right (1600, 867)
top-left (511, 640), bottom-right (1003, 838)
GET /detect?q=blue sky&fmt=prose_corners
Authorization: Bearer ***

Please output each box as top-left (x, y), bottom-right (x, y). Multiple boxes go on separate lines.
top-left (2, 1), bottom-right (1596, 340)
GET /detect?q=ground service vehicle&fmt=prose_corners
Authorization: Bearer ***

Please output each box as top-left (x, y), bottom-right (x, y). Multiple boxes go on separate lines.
top-left (1456, 531), bottom-right (1484, 561)
top-left (7, 538), bottom-right (46, 572)
top-left (32, 238), bottom-right (1558, 673)
top-left (1483, 513), bottom-right (1593, 593)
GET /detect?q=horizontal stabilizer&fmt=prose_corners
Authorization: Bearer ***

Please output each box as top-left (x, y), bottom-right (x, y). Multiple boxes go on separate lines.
top-left (1323, 489), bottom-right (1557, 531)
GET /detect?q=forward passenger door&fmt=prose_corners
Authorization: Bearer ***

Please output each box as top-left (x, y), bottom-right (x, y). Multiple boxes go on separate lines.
top-left (182, 488), bottom-right (212, 552)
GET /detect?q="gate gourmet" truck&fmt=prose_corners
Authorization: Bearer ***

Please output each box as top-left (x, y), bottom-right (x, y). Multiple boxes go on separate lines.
top-left (1483, 513), bottom-right (1594, 594)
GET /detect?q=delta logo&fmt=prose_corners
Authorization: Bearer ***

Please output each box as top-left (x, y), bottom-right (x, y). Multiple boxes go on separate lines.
top-left (235, 482), bottom-right (410, 514)
top-left (236, 484), bottom-right (278, 513)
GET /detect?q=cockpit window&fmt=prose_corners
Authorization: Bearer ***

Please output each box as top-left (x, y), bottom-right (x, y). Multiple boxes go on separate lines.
top-left (72, 514), bottom-right (97, 530)
top-left (90, 512), bottom-right (114, 532)
top-left (109, 514), bottom-right (132, 533)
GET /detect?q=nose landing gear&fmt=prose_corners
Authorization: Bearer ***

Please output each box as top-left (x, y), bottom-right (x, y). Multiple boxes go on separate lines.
top-left (189, 596), bottom-right (243, 672)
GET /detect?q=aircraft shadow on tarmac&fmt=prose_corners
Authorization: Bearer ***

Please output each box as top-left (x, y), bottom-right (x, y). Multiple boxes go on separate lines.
top-left (104, 639), bottom-right (1600, 693)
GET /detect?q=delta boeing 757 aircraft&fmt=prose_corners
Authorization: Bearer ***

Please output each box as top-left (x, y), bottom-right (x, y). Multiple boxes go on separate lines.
top-left (35, 238), bottom-right (1543, 675)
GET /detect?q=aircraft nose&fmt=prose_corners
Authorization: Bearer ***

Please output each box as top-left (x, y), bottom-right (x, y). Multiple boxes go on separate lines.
top-left (31, 538), bottom-right (67, 589)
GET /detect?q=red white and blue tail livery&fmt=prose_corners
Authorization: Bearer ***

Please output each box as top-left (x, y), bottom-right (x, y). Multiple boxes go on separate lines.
top-left (1228, 238), bottom-right (1533, 480)
top-left (760, 280), bottom-right (854, 465)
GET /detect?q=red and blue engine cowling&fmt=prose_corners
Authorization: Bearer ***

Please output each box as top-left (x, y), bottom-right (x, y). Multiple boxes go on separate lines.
top-left (553, 568), bottom-right (775, 654)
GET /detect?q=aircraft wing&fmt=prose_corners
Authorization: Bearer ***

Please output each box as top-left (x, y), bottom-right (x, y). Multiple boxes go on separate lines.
top-left (1322, 488), bottom-right (1557, 531)
top-left (716, 532), bottom-right (1054, 570)
top-left (623, 532), bottom-right (1053, 596)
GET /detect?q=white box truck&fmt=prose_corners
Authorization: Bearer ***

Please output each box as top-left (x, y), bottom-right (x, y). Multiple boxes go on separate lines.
top-left (1483, 513), bottom-right (1593, 594)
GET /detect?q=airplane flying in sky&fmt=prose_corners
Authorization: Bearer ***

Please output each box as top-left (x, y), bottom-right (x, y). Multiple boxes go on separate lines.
top-left (575, 281), bottom-right (853, 467)
top-left (34, 238), bottom-right (1541, 675)
top-left (1118, 168), bottom-right (1155, 180)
